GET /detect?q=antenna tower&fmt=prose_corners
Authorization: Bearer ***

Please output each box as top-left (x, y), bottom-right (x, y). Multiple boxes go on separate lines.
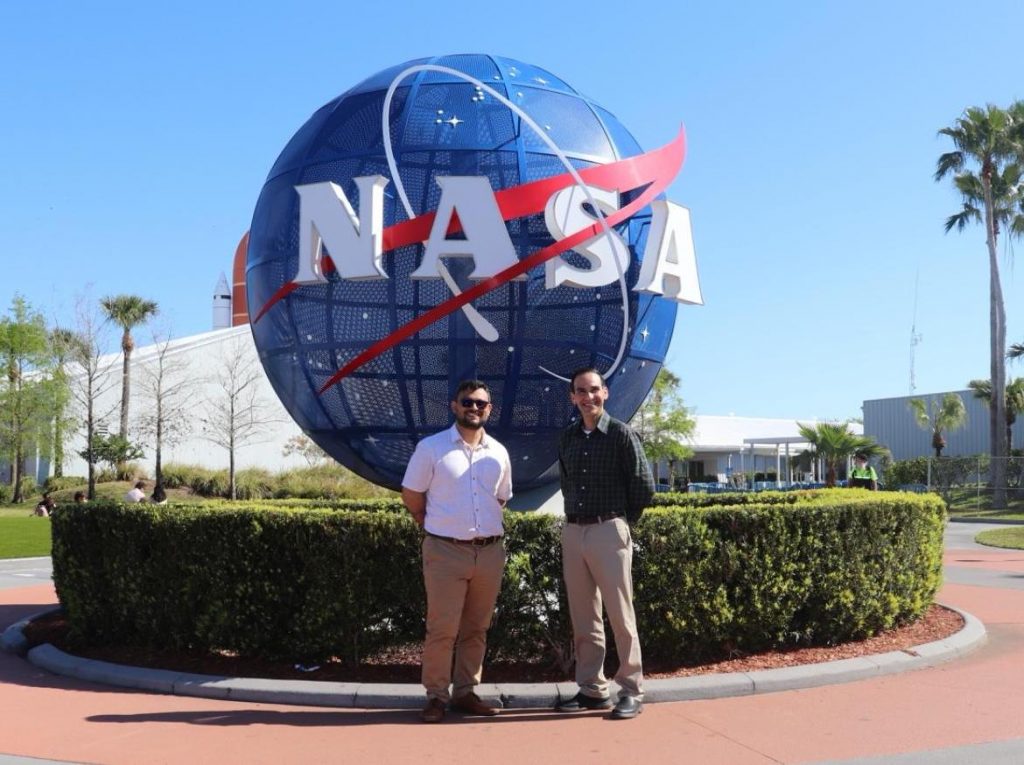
top-left (909, 271), bottom-right (922, 394)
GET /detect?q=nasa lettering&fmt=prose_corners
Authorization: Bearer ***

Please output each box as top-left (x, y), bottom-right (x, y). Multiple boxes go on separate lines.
top-left (247, 54), bottom-right (702, 491)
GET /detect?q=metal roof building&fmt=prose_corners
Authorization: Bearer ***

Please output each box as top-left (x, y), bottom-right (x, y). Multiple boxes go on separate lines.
top-left (863, 390), bottom-right (1023, 460)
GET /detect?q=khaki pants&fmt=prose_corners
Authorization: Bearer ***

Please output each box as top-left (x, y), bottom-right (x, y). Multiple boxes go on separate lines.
top-left (421, 535), bottom-right (505, 702)
top-left (561, 517), bottom-right (643, 699)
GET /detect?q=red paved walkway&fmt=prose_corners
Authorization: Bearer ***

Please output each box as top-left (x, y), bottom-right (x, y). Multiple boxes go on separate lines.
top-left (1, 549), bottom-right (1022, 764)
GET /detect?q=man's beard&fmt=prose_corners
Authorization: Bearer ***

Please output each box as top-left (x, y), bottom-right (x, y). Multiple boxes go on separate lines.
top-left (457, 413), bottom-right (485, 430)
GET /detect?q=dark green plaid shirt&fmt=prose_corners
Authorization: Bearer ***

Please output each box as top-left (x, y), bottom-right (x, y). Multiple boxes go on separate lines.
top-left (559, 411), bottom-right (655, 523)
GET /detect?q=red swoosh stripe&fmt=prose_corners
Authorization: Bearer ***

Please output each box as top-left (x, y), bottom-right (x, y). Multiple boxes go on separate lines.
top-left (315, 129), bottom-right (686, 394)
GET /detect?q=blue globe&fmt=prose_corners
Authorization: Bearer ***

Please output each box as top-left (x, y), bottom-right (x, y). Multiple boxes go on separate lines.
top-left (247, 54), bottom-right (678, 491)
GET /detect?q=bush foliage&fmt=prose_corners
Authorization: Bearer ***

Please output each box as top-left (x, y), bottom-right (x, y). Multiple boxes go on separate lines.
top-left (51, 489), bottom-right (945, 668)
top-left (159, 462), bottom-right (393, 500)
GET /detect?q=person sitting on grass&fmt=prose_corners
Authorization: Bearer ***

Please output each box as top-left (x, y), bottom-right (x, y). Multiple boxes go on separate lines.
top-left (31, 492), bottom-right (56, 517)
top-left (125, 480), bottom-right (146, 503)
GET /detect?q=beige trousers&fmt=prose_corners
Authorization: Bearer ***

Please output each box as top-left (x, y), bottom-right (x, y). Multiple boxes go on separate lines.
top-left (421, 535), bottom-right (505, 702)
top-left (561, 517), bottom-right (643, 699)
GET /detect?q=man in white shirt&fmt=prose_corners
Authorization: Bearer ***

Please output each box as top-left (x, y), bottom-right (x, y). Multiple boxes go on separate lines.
top-left (402, 380), bottom-right (512, 723)
top-left (125, 481), bottom-right (146, 503)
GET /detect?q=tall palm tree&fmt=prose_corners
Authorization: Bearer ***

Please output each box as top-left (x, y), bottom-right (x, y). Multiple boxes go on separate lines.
top-left (935, 102), bottom-right (1024, 507)
top-left (797, 421), bottom-right (886, 488)
top-left (908, 393), bottom-right (967, 457)
top-left (100, 295), bottom-right (158, 440)
top-left (968, 378), bottom-right (1024, 455)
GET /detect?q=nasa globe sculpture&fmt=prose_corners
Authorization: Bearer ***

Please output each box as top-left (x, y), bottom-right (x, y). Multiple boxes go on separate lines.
top-left (247, 54), bottom-right (701, 491)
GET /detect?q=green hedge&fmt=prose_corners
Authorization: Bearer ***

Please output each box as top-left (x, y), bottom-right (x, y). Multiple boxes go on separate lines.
top-left (650, 489), bottom-right (828, 508)
top-left (159, 462), bottom-right (395, 500)
top-left (51, 489), bottom-right (945, 667)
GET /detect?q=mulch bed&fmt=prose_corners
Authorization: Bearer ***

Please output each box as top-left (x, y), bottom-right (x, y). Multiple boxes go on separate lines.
top-left (22, 604), bottom-right (963, 684)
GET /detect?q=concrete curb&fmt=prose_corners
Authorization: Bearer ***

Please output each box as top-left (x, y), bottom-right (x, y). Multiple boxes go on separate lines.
top-left (1, 608), bottom-right (61, 656)
top-left (948, 517), bottom-right (1024, 525)
top-left (12, 603), bottom-right (986, 709)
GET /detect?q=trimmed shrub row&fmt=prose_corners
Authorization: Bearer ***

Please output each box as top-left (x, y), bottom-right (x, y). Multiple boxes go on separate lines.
top-left (159, 463), bottom-right (394, 500)
top-left (51, 489), bottom-right (945, 668)
top-left (650, 489), bottom-right (828, 508)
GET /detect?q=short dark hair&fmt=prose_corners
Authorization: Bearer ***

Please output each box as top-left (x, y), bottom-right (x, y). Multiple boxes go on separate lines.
top-left (854, 451), bottom-right (868, 460)
top-left (73, 491), bottom-right (86, 502)
top-left (135, 480), bottom-right (146, 489)
top-left (453, 379), bottom-right (490, 401)
top-left (568, 366), bottom-right (605, 392)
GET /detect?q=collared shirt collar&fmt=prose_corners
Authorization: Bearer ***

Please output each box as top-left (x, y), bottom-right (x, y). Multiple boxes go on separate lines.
top-left (577, 410), bottom-right (611, 434)
top-left (448, 422), bottom-right (490, 448)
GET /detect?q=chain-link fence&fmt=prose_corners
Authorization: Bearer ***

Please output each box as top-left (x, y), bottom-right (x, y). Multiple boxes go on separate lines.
top-left (884, 455), bottom-right (1024, 511)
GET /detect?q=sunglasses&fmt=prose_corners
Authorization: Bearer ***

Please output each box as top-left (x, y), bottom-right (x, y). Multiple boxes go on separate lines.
top-left (459, 398), bottom-right (491, 410)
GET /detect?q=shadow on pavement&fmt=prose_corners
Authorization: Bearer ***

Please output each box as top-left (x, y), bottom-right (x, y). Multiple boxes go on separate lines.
top-left (0, 602), bottom-right (53, 630)
top-left (86, 708), bottom-right (590, 727)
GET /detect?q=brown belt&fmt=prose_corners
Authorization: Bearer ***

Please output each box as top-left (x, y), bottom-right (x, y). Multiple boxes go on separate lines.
top-left (427, 533), bottom-right (503, 546)
top-left (565, 513), bottom-right (623, 525)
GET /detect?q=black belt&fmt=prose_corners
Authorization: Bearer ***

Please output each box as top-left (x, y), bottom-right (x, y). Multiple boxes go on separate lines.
top-left (427, 533), bottom-right (503, 546)
top-left (565, 513), bottom-right (623, 525)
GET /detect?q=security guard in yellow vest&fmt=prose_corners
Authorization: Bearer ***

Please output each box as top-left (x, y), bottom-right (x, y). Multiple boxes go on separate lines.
top-left (849, 452), bottom-right (877, 490)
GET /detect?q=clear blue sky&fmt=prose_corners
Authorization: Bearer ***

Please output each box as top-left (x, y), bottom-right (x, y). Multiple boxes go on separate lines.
top-left (2, 0), bottom-right (1022, 421)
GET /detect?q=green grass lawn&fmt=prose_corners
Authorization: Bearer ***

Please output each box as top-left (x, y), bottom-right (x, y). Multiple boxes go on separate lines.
top-left (974, 527), bottom-right (1024, 550)
top-left (0, 516), bottom-right (52, 558)
top-left (944, 487), bottom-right (1024, 521)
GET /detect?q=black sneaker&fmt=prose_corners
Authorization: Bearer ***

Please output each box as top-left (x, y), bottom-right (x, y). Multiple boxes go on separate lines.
top-left (555, 692), bottom-right (614, 712)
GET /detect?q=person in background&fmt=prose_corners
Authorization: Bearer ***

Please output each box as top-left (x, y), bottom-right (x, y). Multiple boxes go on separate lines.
top-left (31, 492), bottom-right (56, 517)
top-left (73, 491), bottom-right (87, 504)
top-left (125, 480), bottom-right (146, 503)
top-left (849, 452), bottom-right (878, 490)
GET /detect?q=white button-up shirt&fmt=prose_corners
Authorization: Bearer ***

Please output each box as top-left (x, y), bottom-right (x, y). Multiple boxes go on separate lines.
top-left (402, 424), bottom-right (512, 540)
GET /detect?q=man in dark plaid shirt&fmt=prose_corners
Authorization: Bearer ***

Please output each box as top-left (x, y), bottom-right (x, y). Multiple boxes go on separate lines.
top-left (555, 366), bottom-right (654, 720)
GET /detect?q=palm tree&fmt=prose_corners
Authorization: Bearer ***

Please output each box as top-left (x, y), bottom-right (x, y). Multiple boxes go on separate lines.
top-left (100, 295), bottom-right (158, 441)
top-left (1010, 343), bottom-right (1024, 361)
top-left (935, 102), bottom-right (1024, 508)
top-left (797, 421), bottom-right (887, 488)
top-left (968, 378), bottom-right (1024, 455)
top-left (908, 393), bottom-right (967, 457)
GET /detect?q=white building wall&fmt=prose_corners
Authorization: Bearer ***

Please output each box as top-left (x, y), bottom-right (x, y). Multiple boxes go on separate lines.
top-left (62, 326), bottom-right (308, 478)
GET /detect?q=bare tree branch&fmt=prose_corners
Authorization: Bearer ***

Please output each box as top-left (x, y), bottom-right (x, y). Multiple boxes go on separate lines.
top-left (199, 337), bottom-right (280, 499)
top-left (135, 325), bottom-right (199, 490)
top-left (67, 294), bottom-right (120, 498)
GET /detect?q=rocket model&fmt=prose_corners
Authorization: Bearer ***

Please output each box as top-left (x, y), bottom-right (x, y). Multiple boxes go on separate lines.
top-left (212, 272), bottom-right (232, 330)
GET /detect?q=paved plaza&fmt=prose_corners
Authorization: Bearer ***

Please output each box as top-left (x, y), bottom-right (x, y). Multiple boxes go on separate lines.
top-left (1, 523), bottom-right (1022, 764)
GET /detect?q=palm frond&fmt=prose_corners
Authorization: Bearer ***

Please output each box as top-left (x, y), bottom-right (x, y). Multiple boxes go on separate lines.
top-left (934, 150), bottom-right (964, 181)
top-left (968, 378), bottom-right (993, 402)
top-left (945, 206), bottom-right (980, 233)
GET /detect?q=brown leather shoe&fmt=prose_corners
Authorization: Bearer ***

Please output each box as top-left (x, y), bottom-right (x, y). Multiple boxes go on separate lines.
top-left (420, 697), bottom-right (446, 723)
top-left (450, 692), bottom-right (501, 716)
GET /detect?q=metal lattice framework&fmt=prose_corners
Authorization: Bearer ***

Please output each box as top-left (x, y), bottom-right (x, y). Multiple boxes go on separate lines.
top-left (247, 54), bottom-right (677, 490)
